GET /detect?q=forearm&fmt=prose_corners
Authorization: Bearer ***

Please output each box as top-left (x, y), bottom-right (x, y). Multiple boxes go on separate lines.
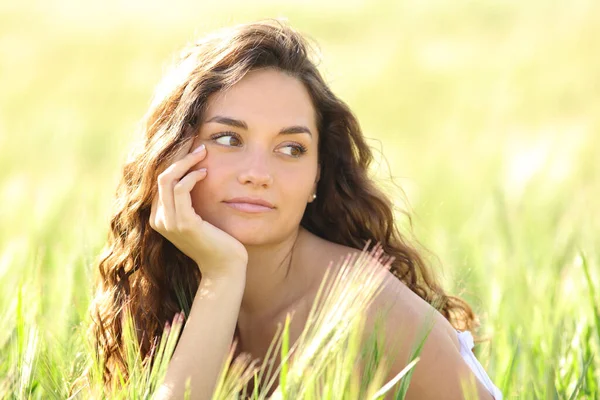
top-left (156, 270), bottom-right (246, 400)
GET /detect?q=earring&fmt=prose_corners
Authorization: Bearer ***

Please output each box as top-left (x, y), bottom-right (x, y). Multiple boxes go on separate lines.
top-left (311, 193), bottom-right (317, 200)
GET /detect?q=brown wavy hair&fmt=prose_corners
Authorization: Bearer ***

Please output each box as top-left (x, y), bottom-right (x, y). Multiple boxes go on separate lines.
top-left (86, 18), bottom-right (475, 389)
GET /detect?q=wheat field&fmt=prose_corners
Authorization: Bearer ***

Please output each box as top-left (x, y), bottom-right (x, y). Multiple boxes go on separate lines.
top-left (0, 0), bottom-right (599, 398)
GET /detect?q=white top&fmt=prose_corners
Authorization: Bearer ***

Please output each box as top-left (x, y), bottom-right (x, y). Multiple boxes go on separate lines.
top-left (456, 330), bottom-right (503, 399)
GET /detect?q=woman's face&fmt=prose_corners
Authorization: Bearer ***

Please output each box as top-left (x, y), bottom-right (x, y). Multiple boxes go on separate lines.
top-left (189, 67), bottom-right (320, 245)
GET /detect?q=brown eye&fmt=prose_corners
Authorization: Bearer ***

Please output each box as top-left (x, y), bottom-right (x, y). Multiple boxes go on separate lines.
top-left (212, 132), bottom-right (242, 147)
top-left (279, 144), bottom-right (308, 158)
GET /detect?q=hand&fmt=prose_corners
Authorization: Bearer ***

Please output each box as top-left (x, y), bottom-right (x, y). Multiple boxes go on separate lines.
top-left (149, 140), bottom-right (248, 279)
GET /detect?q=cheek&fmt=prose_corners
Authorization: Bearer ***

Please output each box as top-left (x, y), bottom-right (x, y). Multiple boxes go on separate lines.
top-left (188, 156), bottom-right (227, 211)
top-left (279, 167), bottom-right (315, 202)
top-left (188, 150), bottom-right (317, 214)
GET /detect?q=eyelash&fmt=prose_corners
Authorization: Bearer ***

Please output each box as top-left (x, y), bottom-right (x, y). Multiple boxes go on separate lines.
top-left (209, 131), bottom-right (308, 158)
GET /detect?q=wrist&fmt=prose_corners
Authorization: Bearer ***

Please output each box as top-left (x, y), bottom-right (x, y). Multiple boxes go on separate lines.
top-left (199, 263), bottom-right (247, 285)
top-left (196, 269), bottom-right (246, 301)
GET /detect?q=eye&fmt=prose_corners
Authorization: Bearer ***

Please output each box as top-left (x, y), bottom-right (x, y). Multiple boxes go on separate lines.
top-left (211, 132), bottom-right (242, 147)
top-left (209, 131), bottom-right (308, 158)
top-left (278, 144), bottom-right (308, 158)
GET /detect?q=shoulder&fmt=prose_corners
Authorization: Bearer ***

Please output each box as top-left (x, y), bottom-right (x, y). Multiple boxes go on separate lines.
top-left (305, 235), bottom-right (452, 337)
top-left (305, 234), bottom-right (455, 341)
top-left (300, 233), bottom-right (495, 398)
top-left (361, 271), bottom-right (494, 399)
top-left (306, 235), bottom-right (460, 352)
top-left (363, 270), bottom-right (461, 386)
top-left (368, 270), bottom-right (459, 344)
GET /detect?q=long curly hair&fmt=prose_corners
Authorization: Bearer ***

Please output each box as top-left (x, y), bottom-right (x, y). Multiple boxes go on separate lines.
top-left (86, 18), bottom-right (475, 388)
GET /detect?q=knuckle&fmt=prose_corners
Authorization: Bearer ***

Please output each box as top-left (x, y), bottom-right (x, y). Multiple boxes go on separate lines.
top-left (153, 213), bottom-right (168, 231)
top-left (157, 173), bottom-right (169, 185)
top-left (173, 180), bottom-right (187, 193)
top-left (163, 221), bottom-right (175, 232)
top-left (157, 168), bottom-right (175, 185)
top-left (176, 220), bottom-right (192, 233)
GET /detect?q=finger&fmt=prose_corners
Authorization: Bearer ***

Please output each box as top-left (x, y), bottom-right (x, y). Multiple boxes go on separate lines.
top-left (174, 168), bottom-right (207, 229)
top-left (157, 173), bottom-right (177, 231)
top-left (159, 143), bottom-right (207, 182)
top-left (150, 192), bottom-right (158, 229)
top-left (150, 191), bottom-right (168, 232)
top-left (157, 145), bottom-right (207, 230)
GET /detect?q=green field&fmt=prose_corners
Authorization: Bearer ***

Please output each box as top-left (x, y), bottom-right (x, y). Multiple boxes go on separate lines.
top-left (1, 0), bottom-right (599, 398)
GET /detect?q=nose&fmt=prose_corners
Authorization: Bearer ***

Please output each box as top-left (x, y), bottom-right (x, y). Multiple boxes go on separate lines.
top-left (237, 148), bottom-right (274, 188)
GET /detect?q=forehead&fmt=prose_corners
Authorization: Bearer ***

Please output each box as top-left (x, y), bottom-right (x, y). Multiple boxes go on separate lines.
top-left (203, 68), bottom-right (318, 133)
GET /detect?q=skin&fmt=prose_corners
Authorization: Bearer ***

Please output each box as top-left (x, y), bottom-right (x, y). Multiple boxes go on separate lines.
top-left (184, 67), bottom-right (495, 399)
top-left (188, 67), bottom-right (322, 321)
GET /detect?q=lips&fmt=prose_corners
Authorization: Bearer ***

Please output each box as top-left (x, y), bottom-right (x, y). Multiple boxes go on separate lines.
top-left (224, 197), bottom-right (275, 208)
top-left (223, 197), bottom-right (275, 213)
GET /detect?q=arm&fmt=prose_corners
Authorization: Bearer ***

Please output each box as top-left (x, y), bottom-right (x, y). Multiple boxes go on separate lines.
top-left (155, 269), bottom-right (246, 400)
top-left (149, 138), bottom-right (250, 399)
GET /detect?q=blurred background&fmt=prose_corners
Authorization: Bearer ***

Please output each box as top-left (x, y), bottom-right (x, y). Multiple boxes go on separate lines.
top-left (1, 0), bottom-right (599, 397)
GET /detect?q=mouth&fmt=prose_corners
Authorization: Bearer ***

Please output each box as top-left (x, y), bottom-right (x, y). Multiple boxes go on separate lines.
top-left (223, 197), bottom-right (275, 214)
top-left (223, 202), bottom-right (274, 213)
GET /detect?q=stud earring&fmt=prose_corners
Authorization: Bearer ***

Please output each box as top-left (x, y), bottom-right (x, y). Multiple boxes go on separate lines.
top-left (311, 193), bottom-right (317, 200)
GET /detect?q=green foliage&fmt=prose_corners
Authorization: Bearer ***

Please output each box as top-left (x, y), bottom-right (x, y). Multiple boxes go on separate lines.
top-left (1, 0), bottom-right (600, 398)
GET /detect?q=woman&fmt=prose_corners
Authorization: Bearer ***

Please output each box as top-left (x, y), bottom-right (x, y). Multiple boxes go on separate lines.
top-left (88, 19), bottom-right (502, 399)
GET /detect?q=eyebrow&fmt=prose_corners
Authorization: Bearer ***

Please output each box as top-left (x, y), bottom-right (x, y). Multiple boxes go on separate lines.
top-left (204, 115), bottom-right (313, 137)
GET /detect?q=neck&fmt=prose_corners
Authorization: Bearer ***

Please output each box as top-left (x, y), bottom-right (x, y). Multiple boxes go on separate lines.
top-left (240, 230), bottom-right (300, 316)
top-left (239, 226), bottom-right (312, 320)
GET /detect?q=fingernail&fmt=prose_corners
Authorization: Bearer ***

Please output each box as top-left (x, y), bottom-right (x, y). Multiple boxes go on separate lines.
top-left (192, 144), bottom-right (205, 154)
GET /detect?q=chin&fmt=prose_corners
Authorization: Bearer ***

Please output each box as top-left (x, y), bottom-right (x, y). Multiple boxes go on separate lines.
top-left (208, 216), bottom-right (277, 246)
top-left (229, 227), bottom-right (275, 246)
